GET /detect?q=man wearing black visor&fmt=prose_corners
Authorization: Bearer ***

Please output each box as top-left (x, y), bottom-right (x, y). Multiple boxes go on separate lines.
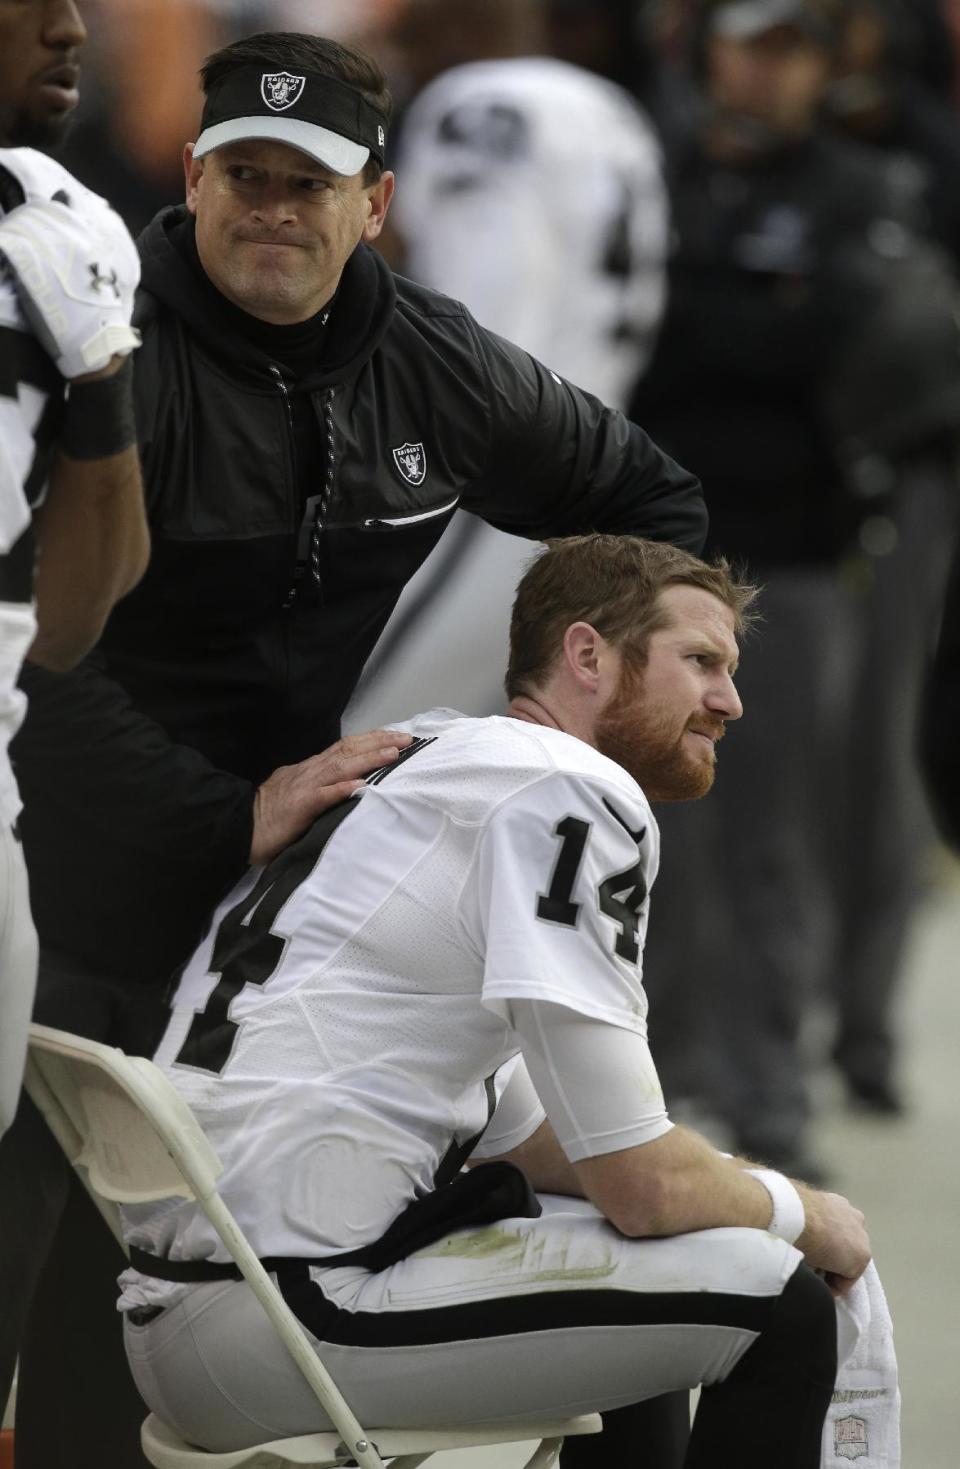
top-left (5, 29), bottom-right (707, 1469)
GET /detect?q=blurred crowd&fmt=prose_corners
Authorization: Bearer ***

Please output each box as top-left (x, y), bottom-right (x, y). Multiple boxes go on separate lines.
top-left (57, 0), bottom-right (960, 1178)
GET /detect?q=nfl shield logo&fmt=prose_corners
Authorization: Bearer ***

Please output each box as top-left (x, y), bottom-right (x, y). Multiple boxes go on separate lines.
top-left (834, 1416), bottom-right (869, 1460)
top-left (392, 442), bottom-right (427, 486)
top-left (261, 72), bottom-right (306, 112)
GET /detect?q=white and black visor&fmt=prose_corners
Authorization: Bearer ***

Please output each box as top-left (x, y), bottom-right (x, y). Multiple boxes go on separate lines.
top-left (711, 0), bottom-right (834, 45)
top-left (193, 64), bottom-right (388, 177)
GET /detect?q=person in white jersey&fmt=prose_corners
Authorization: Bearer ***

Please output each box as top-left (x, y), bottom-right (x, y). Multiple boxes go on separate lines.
top-left (121, 535), bottom-right (870, 1467)
top-left (0, 0), bottom-right (150, 1136)
top-left (346, 0), bottom-right (668, 729)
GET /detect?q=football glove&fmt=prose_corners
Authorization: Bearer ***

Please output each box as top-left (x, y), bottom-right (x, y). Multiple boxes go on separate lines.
top-left (0, 191), bottom-right (141, 378)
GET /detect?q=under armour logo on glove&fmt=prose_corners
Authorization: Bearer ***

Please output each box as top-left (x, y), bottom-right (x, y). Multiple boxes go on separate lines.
top-left (89, 262), bottom-right (120, 298)
top-left (0, 192), bottom-right (141, 378)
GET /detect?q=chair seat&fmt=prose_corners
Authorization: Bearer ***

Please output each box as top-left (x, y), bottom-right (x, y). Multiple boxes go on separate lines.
top-left (142, 1409), bottom-right (602, 1468)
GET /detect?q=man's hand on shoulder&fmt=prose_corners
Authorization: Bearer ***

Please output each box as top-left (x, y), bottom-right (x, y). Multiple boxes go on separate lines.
top-left (251, 729), bottom-right (414, 866)
top-left (0, 186), bottom-right (140, 379)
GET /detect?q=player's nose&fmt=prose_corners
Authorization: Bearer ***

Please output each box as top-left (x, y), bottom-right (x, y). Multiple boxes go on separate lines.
top-left (707, 672), bottom-right (742, 723)
top-left (251, 184), bottom-right (299, 228)
top-left (44, 0), bottom-right (87, 50)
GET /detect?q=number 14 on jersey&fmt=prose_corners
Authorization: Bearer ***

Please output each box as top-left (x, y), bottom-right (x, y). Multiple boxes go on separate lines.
top-left (536, 807), bottom-right (647, 964)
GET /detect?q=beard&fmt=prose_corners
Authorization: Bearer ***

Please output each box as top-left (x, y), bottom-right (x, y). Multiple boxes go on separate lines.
top-left (595, 664), bottom-right (724, 802)
top-left (5, 104), bottom-right (74, 150)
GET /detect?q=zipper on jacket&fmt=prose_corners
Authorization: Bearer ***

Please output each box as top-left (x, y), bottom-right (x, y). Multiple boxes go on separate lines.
top-left (270, 363), bottom-right (294, 428)
top-left (309, 387), bottom-right (336, 597)
top-left (272, 365), bottom-right (306, 610)
top-left (363, 496), bottom-right (460, 530)
top-left (273, 370), bottom-right (336, 609)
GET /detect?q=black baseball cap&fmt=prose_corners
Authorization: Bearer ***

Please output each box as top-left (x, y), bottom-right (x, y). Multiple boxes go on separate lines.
top-left (194, 64), bottom-right (388, 176)
top-left (710, 0), bottom-right (839, 46)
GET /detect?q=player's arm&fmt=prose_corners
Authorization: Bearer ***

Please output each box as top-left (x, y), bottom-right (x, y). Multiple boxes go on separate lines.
top-left (485, 1117), bottom-right (582, 1197)
top-left (471, 776), bottom-right (870, 1295)
top-left (467, 1052), bottom-right (582, 1197)
top-left (576, 1119), bottom-right (872, 1297)
top-left (459, 321), bottom-right (707, 553)
top-left (29, 357), bottom-right (148, 671)
top-left (475, 1001), bottom-right (864, 1274)
top-left (477, 1008), bottom-right (799, 1230)
top-left (0, 189), bottom-right (151, 670)
top-left (512, 998), bottom-right (871, 1296)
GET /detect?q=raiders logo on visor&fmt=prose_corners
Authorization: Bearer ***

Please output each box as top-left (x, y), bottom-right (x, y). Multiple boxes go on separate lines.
top-left (261, 72), bottom-right (306, 112)
top-left (193, 64), bottom-right (389, 177)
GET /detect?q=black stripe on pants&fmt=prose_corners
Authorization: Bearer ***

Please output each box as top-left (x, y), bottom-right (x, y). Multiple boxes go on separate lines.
top-left (277, 1260), bottom-right (836, 1468)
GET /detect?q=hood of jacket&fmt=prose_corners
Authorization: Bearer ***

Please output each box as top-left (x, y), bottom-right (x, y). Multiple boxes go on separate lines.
top-left (136, 204), bottom-right (397, 392)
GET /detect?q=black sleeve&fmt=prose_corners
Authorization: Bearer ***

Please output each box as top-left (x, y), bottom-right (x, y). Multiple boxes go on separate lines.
top-left (920, 538), bottom-right (960, 852)
top-left (459, 320), bottom-right (707, 554)
top-left (12, 656), bottom-right (255, 987)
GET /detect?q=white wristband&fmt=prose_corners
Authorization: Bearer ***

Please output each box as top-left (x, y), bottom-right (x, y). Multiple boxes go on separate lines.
top-left (747, 1168), bottom-right (805, 1244)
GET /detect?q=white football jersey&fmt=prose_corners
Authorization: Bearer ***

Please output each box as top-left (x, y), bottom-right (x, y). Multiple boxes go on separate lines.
top-left (120, 711), bottom-right (660, 1307)
top-left (348, 57), bottom-right (668, 728)
top-left (393, 56), bottom-right (668, 403)
top-left (0, 149), bottom-right (70, 824)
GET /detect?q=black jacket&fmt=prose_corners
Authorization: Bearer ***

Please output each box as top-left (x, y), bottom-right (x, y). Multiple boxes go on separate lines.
top-left (14, 207), bottom-right (705, 987)
top-left (632, 128), bottom-right (924, 566)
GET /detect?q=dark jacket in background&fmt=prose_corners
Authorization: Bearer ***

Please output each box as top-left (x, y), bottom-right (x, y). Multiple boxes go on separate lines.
top-left (631, 126), bottom-right (921, 566)
top-left (13, 207), bottom-right (706, 990)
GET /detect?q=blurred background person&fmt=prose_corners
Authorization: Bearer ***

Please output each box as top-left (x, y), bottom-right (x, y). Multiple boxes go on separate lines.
top-left (820, 223), bottom-right (960, 1117)
top-left (825, 0), bottom-right (960, 266)
top-left (346, 0), bottom-right (670, 728)
top-left (812, 0), bottom-right (960, 1116)
top-left (629, 0), bottom-right (960, 1176)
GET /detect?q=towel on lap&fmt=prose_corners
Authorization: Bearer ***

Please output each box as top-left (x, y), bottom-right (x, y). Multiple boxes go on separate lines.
top-left (823, 1261), bottom-right (900, 1467)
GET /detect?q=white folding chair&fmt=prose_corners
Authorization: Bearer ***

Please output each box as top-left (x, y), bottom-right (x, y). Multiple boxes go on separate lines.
top-left (24, 1024), bottom-right (601, 1469)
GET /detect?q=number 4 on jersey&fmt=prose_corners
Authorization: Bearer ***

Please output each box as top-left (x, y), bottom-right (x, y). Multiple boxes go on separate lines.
top-left (536, 805), bottom-right (647, 964)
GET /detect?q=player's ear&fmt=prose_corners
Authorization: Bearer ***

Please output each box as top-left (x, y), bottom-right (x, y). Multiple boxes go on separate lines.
top-left (563, 622), bottom-right (604, 692)
top-left (362, 170), bottom-right (395, 242)
top-left (184, 143), bottom-right (204, 213)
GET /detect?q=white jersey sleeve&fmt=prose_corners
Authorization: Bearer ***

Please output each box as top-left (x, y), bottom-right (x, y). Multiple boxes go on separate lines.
top-left (509, 998), bottom-right (673, 1163)
top-left (464, 767), bottom-right (659, 1028)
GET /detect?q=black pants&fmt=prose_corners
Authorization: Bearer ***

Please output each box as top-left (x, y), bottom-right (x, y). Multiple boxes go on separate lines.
top-left (567, 1266), bottom-right (835, 1466)
top-left (0, 1091), bottom-right (152, 1469)
top-left (0, 954), bottom-right (165, 1469)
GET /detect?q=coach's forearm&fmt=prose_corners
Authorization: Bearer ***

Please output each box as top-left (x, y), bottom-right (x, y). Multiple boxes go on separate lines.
top-left (575, 1124), bottom-right (773, 1238)
top-left (30, 441), bottom-right (149, 671)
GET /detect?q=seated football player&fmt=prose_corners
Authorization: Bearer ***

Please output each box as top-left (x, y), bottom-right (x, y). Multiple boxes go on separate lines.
top-left (119, 535), bottom-right (869, 1467)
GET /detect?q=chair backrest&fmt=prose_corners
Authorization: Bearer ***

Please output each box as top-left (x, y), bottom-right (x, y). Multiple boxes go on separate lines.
top-left (24, 1023), bottom-right (388, 1469)
top-left (26, 1024), bottom-right (219, 1204)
